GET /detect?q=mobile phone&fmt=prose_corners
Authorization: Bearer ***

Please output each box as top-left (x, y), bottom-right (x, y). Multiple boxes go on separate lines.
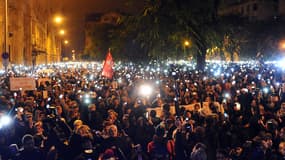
top-left (145, 112), bottom-right (149, 119)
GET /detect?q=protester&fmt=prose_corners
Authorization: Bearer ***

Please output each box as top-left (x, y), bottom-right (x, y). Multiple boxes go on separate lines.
top-left (0, 60), bottom-right (285, 160)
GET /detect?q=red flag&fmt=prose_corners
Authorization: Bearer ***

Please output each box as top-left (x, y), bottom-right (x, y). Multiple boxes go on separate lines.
top-left (102, 50), bottom-right (114, 79)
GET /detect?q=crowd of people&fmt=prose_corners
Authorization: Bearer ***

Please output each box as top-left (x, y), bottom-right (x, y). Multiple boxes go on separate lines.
top-left (0, 60), bottom-right (285, 160)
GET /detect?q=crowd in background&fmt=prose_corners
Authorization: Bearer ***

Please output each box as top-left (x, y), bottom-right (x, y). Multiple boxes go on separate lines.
top-left (0, 60), bottom-right (285, 160)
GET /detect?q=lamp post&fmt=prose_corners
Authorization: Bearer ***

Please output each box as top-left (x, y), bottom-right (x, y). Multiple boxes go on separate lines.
top-left (61, 40), bottom-right (69, 61)
top-left (53, 15), bottom-right (64, 62)
top-left (183, 40), bottom-right (190, 56)
top-left (2, 0), bottom-right (9, 71)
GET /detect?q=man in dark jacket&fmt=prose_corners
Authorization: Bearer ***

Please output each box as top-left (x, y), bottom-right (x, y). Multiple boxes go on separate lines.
top-left (16, 134), bottom-right (45, 160)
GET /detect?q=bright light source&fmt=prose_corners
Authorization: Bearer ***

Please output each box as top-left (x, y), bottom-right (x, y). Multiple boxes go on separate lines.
top-left (263, 87), bottom-right (269, 94)
top-left (184, 40), bottom-right (190, 46)
top-left (0, 115), bottom-right (12, 128)
top-left (279, 40), bottom-right (285, 50)
top-left (139, 84), bottom-right (152, 97)
top-left (224, 93), bottom-right (230, 98)
top-left (54, 16), bottom-right (63, 24)
top-left (59, 29), bottom-right (65, 35)
top-left (84, 94), bottom-right (90, 99)
top-left (64, 40), bottom-right (69, 44)
top-left (84, 98), bottom-right (91, 104)
top-left (277, 58), bottom-right (285, 69)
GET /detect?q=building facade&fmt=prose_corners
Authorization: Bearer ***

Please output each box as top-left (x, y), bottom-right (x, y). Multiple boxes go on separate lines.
top-left (218, 0), bottom-right (283, 21)
top-left (0, 0), bottom-right (61, 67)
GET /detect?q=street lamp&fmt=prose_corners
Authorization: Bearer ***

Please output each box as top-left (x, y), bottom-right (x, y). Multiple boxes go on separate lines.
top-left (59, 29), bottom-right (65, 35)
top-left (64, 40), bottom-right (69, 45)
top-left (54, 16), bottom-right (63, 24)
top-left (183, 40), bottom-right (190, 56)
top-left (2, 0), bottom-right (9, 71)
top-left (184, 40), bottom-right (190, 47)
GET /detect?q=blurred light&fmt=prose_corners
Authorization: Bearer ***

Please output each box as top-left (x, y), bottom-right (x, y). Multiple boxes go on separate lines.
top-left (263, 87), bottom-right (269, 94)
top-left (155, 80), bottom-right (160, 84)
top-left (64, 40), bottom-right (69, 44)
top-left (84, 94), bottom-right (90, 99)
top-left (236, 90), bottom-right (240, 94)
top-left (139, 84), bottom-right (152, 97)
top-left (277, 58), bottom-right (285, 69)
top-left (184, 40), bottom-right (190, 46)
top-left (214, 69), bottom-right (221, 77)
top-left (84, 98), bottom-right (91, 104)
top-left (59, 29), bottom-right (65, 35)
top-left (54, 16), bottom-right (63, 24)
top-left (0, 115), bottom-right (12, 129)
top-left (279, 40), bottom-right (285, 50)
top-left (224, 93), bottom-right (230, 98)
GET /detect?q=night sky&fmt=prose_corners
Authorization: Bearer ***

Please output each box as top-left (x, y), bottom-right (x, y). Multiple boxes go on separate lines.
top-left (54, 0), bottom-right (139, 55)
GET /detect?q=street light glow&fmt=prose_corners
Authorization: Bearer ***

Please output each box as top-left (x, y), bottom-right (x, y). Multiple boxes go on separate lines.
top-left (184, 40), bottom-right (190, 46)
top-left (59, 29), bottom-right (65, 35)
top-left (64, 40), bottom-right (69, 44)
top-left (54, 16), bottom-right (63, 24)
top-left (280, 40), bottom-right (285, 50)
top-left (282, 43), bottom-right (285, 49)
top-left (0, 115), bottom-right (12, 129)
